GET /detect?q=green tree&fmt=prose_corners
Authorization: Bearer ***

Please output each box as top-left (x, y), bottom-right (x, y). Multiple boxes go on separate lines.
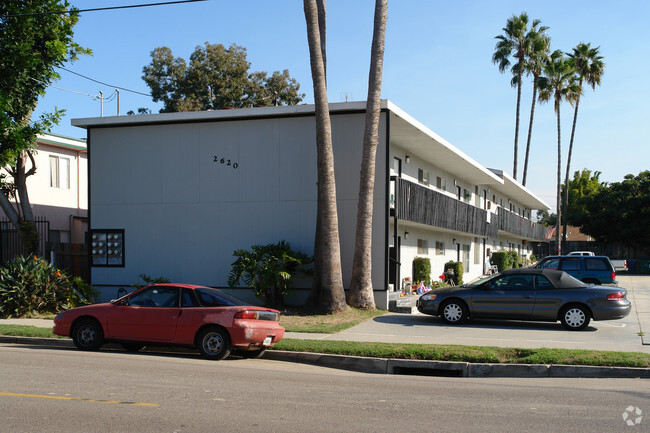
top-left (228, 241), bottom-right (311, 308)
top-left (561, 43), bottom-right (604, 250)
top-left (0, 1), bottom-right (90, 253)
top-left (560, 169), bottom-right (603, 228)
top-left (538, 50), bottom-right (579, 253)
top-left (492, 13), bottom-right (544, 180)
top-left (303, 0), bottom-right (347, 313)
top-left (581, 171), bottom-right (650, 255)
top-left (348, 0), bottom-right (387, 310)
top-left (520, 24), bottom-right (550, 186)
top-left (142, 43), bottom-right (304, 112)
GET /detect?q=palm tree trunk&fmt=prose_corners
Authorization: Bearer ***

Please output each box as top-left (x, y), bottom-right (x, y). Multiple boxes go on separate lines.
top-left (513, 60), bottom-right (523, 180)
top-left (348, 0), bottom-right (387, 309)
top-left (303, 0), bottom-right (347, 313)
top-left (562, 94), bottom-right (581, 253)
top-left (555, 104), bottom-right (562, 254)
top-left (521, 79), bottom-right (538, 187)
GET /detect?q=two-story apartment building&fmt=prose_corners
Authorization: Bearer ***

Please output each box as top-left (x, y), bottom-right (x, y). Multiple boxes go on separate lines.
top-left (31, 133), bottom-right (88, 244)
top-left (72, 100), bottom-right (549, 307)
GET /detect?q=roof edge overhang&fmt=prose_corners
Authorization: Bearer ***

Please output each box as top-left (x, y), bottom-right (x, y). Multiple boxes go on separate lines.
top-left (489, 168), bottom-right (550, 211)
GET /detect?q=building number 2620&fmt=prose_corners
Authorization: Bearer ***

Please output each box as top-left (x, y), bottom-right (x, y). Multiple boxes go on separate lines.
top-left (213, 155), bottom-right (238, 169)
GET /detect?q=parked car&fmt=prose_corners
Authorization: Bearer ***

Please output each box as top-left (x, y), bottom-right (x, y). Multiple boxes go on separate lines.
top-left (533, 255), bottom-right (617, 285)
top-left (610, 258), bottom-right (628, 272)
top-left (53, 283), bottom-right (285, 360)
top-left (567, 251), bottom-right (595, 256)
top-left (416, 268), bottom-right (630, 330)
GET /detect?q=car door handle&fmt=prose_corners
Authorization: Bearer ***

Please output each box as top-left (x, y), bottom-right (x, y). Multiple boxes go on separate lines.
top-left (523, 295), bottom-right (533, 299)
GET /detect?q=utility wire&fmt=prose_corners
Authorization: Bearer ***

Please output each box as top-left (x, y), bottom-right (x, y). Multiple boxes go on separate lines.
top-left (59, 67), bottom-right (151, 97)
top-left (3, 0), bottom-right (208, 18)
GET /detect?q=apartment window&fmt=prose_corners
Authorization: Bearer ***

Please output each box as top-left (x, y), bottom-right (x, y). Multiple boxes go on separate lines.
top-left (417, 239), bottom-right (429, 254)
top-left (418, 169), bottom-right (429, 186)
top-left (436, 176), bottom-right (447, 191)
top-left (436, 241), bottom-right (445, 255)
top-left (49, 156), bottom-right (70, 189)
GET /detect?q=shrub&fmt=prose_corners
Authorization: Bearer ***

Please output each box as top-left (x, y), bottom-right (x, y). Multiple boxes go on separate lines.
top-left (412, 257), bottom-right (431, 286)
top-left (443, 261), bottom-right (463, 285)
top-left (0, 256), bottom-right (97, 318)
top-left (228, 241), bottom-right (311, 308)
top-left (507, 250), bottom-right (521, 268)
top-left (491, 252), bottom-right (509, 271)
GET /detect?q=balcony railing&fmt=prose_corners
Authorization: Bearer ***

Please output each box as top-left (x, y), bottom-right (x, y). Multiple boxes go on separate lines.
top-left (496, 208), bottom-right (548, 241)
top-left (391, 177), bottom-right (548, 241)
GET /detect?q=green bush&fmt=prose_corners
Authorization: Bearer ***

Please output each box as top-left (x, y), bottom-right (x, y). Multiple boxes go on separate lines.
top-left (443, 261), bottom-right (463, 285)
top-left (491, 252), bottom-right (509, 271)
top-left (507, 250), bottom-right (521, 268)
top-left (228, 241), bottom-right (311, 308)
top-left (0, 256), bottom-right (97, 318)
top-left (412, 257), bottom-right (431, 286)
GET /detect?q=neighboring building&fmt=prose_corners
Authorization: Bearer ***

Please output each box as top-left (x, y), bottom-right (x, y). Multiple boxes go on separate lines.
top-left (0, 133), bottom-right (88, 260)
top-left (72, 100), bottom-right (549, 307)
top-left (31, 133), bottom-right (88, 244)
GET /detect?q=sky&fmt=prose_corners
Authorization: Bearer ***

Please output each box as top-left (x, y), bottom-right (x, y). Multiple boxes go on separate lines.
top-left (30, 0), bottom-right (650, 212)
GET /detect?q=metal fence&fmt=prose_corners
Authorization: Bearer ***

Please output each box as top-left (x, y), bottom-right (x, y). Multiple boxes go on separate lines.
top-left (0, 216), bottom-right (49, 263)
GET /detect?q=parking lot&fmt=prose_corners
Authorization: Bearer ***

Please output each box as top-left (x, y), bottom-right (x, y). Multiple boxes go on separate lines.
top-left (288, 275), bottom-right (650, 353)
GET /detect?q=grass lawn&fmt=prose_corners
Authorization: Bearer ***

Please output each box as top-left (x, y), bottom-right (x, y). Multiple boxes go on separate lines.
top-left (2, 308), bottom-right (649, 369)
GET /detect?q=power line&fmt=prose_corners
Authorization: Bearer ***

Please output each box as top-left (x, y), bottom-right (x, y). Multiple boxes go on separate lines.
top-left (3, 0), bottom-right (208, 18)
top-left (59, 67), bottom-right (151, 97)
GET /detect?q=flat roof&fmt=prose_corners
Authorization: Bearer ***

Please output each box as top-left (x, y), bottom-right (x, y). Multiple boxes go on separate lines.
top-left (72, 100), bottom-right (548, 210)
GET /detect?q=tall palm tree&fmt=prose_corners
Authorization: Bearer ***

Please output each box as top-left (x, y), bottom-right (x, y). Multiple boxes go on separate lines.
top-left (561, 43), bottom-right (604, 250)
top-left (493, 13), bottom-right (542, 180)
top-left (303, 0), bottom-right (347, 313)
top-left (538, 50), bottom-right (579, 254)
top-left (348, 0), bottom-right (387, 310)
top-left (521, 26), bottom-right (550, 187)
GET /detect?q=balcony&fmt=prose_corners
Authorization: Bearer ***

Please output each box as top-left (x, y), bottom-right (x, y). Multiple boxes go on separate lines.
top-left (391, 177), bottom-right (548, 241)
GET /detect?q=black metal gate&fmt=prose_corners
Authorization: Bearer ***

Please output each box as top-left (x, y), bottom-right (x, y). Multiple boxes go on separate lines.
top-left (0, 216), bottom-right (50, 263)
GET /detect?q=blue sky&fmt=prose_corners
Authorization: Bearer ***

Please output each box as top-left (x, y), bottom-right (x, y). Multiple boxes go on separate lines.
top-left (33, 0), bottom-right (649, 211)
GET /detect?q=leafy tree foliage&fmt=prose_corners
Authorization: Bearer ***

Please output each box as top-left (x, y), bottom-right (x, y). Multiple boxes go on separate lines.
top-left (0, 1), bottom-right (89, 252)
top-left (142, 43), bottom-right (304, 112)
top-left (561, 169), bottom-right (603, 227)
top-left (580, 171), bottom-right (650, 251)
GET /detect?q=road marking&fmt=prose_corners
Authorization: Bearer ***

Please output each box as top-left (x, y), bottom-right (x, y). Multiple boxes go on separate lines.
top-left (0, 392), bottom-right (158, 407)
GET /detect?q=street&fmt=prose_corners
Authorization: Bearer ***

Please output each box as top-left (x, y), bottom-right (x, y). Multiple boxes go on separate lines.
top-left (1, 344), bottom-right (647, 432)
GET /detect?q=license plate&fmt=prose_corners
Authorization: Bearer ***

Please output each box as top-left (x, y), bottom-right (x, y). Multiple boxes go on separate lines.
top-left (263, 337), bottom-right (273, 346)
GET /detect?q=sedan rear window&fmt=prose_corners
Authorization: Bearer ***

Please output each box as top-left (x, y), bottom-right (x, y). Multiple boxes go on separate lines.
top-left (195, 288), bottom-right (249, 307)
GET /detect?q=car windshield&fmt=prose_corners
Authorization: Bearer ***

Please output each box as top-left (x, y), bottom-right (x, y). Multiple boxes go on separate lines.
top-left (194, 287), bottom-right (250, 307)
top-left (462, 274), bottom-right (497, 288)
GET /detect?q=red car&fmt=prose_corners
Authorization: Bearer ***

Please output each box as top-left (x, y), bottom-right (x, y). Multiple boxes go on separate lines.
top-left (53, 283), bottom-right (285, 360)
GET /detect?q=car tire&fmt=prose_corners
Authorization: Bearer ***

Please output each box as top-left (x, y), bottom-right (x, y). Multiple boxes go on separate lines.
top-left (72, 319), bottom-right (104, 351)
top-left (440, 299), bottom-right (469, 325)
top-left (560, 304), bottom-right (591, 331)
top-left (121, 343), bottom-right (145, 352)
top-left (197, 327), bottom-right (231, 360)
top-left (236, 348), bottom-right (267, 359)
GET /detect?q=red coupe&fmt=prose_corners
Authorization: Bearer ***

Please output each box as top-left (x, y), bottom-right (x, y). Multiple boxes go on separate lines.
top-left (53, 283), bottom-right (285, 360)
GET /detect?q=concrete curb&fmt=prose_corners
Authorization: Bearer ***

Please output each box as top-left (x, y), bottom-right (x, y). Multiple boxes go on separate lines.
top-left (3, 336), bottom-right (649, 378)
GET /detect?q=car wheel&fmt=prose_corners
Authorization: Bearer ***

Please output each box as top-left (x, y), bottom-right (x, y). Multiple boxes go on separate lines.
top-left (72, 319), bottom-right (104, 351)
top-left (560, 305), bottom-right (591, 331)
top-left (121, 343), bottom-right (145, 352)
top-left (440, 299), bottom-right (469, 325)
top-left (237, 348), bottom-right (267, 359)
top-left (197, 328), bottom-right (231, 360)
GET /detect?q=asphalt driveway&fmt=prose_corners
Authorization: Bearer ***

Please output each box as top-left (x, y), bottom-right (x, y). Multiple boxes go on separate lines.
top-left (288, 275), bottom-right (650, 353)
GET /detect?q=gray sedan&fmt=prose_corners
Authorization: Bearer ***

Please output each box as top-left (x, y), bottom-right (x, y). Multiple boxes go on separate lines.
top-left (416, 268), bottom-right (631, 330)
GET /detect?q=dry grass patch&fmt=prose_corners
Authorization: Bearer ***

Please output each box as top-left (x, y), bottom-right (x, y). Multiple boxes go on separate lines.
top-left (280, 307), bottom-right (387, 333)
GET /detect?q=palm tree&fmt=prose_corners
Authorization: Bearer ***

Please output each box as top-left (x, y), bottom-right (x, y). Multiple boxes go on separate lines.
top-left (493, 13), bottom-right (543, 180)
top-left (348, 0), bottom-right (387, 310)
top-left (521, 25), bottom-right (550, 186)
top-left (303, 0), bottom-right (347, 313)
top-left (538, 50), bottom-right (579, 254)
top-left (561, 43), bottom-right (604, 250)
